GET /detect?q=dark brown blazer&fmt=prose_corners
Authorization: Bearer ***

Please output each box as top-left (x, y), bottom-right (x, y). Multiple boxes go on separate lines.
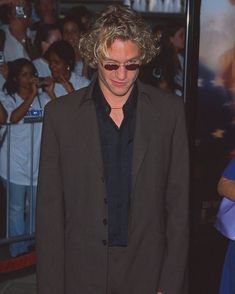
top-left (36, 78), bottom-right (189, 294)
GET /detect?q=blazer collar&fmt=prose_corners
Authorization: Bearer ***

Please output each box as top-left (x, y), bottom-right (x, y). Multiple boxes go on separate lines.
top-left (72, 77), bottom-right (104, 174)
top-left (131, 80), bottom-right (161, 192)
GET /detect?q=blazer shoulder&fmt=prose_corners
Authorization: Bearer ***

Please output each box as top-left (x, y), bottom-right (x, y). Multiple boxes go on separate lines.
top-left (44, 85), bottom-right (91, 115)
top-left (138, 80), bottom-right (184, 111)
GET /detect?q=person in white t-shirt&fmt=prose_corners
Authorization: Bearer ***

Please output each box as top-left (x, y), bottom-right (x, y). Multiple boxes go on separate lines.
top-left (0, 58), bottom-right (50, 257)
top-left (33, 23), bottom-right (62, 77)
top-left (1, 0), bottom-right (37, 62)
top-left (43, 40), bottom-right (90, 99)
top-left (0, 0), bottom-right (37, 91)
top-left (62, 15), bottom-right (88, 78)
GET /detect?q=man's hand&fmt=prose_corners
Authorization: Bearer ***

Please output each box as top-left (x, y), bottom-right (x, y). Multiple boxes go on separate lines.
top-left (157, 292), bottom-right (164, 294)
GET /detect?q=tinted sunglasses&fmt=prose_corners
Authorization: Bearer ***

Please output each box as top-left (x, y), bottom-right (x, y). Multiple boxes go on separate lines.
top-left (102, 63), bottom-right (140, 71)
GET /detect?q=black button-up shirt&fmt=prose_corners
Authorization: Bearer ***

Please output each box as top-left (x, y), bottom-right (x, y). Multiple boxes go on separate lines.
top-left (94, 82), bottom-right (137, 247)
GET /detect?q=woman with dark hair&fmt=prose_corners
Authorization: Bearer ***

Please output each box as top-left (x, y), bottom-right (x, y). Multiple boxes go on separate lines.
top-left (0, 58), bottom-right (50, 257)
top-left (62, 15), bottom-right (89, 78)
top-left (33, 23), bottom-right (62, 77)
top-left (44, 40), bottom-right (90, 99)
top-left (140, 22), bottom-right (185, 96)
top-left (66, 5), bottom-right (93, 31)
top-left (164, 23), bottom-right (185, 96)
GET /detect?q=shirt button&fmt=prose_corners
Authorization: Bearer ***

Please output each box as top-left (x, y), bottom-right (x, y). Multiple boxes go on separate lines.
top-left (103, 218), bottom-right (108, 225)
top-left (104, 198), bottom-right (108, 204)
top-left (102, 240), bottom-right (107, 246)
top-left (101, 176), bottom-right (105, 183)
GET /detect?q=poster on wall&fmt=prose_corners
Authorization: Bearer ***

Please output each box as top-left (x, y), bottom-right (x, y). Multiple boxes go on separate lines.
top-left (195, 0), bottom-right (235, 228)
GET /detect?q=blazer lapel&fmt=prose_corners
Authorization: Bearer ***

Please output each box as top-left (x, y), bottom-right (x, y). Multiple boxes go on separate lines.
top-left (131, 86), bottom-right (160, 193)
top-left (74, 84), bottom-right (104, 175)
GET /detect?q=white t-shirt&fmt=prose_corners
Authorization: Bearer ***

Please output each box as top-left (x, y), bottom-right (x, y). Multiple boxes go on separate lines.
top-left (54, 72), bottom-right (90, 98)
top-left (33, 57), bottom-right (51, 77)
top-left (74, 60), bottom-right (84, 77)
top-left (0, 91), bottom-right (50, 185)
top-left (2, 25), bottom-right (30, 62)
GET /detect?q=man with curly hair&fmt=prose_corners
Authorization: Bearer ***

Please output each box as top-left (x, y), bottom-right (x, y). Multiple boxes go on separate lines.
top-left (36, 5), bottom-right (189, 294)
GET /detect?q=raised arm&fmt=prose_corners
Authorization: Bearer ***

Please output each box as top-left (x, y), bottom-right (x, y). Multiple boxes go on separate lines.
top-left (10, 79), bottom-right (37, 123)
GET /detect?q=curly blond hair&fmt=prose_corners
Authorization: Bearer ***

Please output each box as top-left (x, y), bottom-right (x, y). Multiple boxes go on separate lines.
top-left (79, 5), bottom-right (159, 68)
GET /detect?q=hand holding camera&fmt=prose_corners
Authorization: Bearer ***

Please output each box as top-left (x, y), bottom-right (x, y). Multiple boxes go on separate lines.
top-left (38, 77), bottom-right (56, 100)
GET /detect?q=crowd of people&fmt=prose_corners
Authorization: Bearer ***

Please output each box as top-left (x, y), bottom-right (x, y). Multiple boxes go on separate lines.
top-left (0, 0), bottom-right (93, 257)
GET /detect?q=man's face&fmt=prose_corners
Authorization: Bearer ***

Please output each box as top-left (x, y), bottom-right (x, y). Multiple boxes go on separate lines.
top-left (97, 39), bottom-right (141, 101)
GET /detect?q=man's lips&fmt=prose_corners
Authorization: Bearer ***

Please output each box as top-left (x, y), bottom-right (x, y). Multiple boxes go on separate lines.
top-left (111, 80), bottom-right (127, 87)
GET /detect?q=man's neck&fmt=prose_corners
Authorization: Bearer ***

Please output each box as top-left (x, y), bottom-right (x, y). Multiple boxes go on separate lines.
top-left (105, 95), bottom-right (128, 110)
top-left (99, 82), bottom-right (132, 110)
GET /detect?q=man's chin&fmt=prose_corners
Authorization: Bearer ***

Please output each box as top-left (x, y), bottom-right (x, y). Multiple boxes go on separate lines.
top-left (110, 85), bottom-right (133, 97)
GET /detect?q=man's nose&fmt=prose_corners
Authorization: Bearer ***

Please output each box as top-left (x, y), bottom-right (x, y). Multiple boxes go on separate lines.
top-left (115, 65), bottom-right (127, 80)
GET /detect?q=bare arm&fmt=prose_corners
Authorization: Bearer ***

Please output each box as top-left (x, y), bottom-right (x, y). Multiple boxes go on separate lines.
top-left (10, 95), bottom-right (34, 123)
top-left (10, 80), bottom-right (37, 123)
top-left (217, 177), bottom-right (235, 201)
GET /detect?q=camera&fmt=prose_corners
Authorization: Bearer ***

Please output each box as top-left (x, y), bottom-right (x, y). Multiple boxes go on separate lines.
top-left (15, 5), bottom-right (26, 19)
top-left (0, 51), bottom-right (4, 65)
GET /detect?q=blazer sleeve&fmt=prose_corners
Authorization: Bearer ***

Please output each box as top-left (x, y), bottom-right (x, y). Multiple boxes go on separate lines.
top-left (36, 104), bottom-right (65, 294)
top-left (158, 99), bottom-right (189, 294)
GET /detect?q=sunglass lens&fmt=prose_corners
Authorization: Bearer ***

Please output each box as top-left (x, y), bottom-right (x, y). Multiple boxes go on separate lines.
top-left (104, 64), bottom-right (119, 71)
top-left (125, 64), bottom-right (140, 70)
top-left (103, 63), bottom-right (140, 71)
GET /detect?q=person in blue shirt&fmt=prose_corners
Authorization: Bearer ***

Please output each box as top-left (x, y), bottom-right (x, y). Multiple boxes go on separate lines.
top-left (218, 158), bottom-right (235, 294)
